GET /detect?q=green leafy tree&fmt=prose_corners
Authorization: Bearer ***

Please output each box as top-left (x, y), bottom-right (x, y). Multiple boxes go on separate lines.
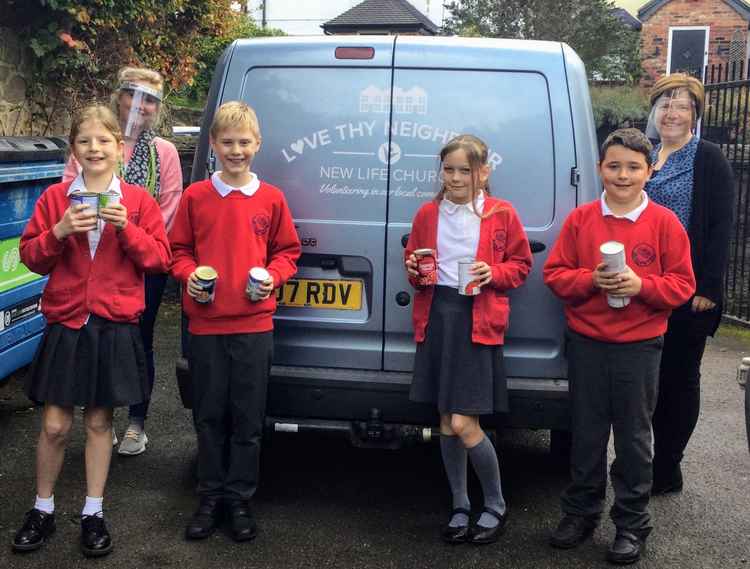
top-left (443, 0), bottom-right (642, 82)
top-left (1, 0), bottom-right (280, 132)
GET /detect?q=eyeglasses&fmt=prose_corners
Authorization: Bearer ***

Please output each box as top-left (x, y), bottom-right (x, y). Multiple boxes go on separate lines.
top-left (655, 101), bottom-right (694, 114)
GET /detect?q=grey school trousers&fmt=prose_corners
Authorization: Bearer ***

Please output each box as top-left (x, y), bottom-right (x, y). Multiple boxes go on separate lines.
top-left (560, 329), bottom-right (662, 538)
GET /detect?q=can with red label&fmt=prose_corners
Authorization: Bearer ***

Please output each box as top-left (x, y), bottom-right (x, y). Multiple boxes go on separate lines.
top-left (414, 248), bottom-right (437, 286)
top-left (458, 259), bottom-right (481, 296)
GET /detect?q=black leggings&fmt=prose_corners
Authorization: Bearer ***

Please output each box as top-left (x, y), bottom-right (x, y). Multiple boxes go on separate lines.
top-left (652, 323), bottom-right (707, 481)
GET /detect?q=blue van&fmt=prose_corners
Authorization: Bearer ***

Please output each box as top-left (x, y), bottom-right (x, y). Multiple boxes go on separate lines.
top-left (179, 36), bottom-right (600, 448)
top-left (0, 137), bottom-right (66, 382)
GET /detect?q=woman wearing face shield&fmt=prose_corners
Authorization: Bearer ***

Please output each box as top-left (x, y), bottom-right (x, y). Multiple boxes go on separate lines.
top-left (645, 73), bottom-right (734, 495)
top-left (63, 67), bottom-right (183, 456)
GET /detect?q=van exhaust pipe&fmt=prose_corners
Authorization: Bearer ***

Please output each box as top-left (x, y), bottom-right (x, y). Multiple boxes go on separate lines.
top-left (266, 409), bottom-right (437, 449)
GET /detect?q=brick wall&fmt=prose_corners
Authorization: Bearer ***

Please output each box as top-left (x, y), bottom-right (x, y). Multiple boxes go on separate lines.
top-left (640, 0), bottom-right (749, 88)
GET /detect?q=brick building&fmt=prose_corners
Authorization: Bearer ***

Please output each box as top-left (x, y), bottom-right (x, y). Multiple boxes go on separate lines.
top-left (639, 0), bottom-right (750, 87)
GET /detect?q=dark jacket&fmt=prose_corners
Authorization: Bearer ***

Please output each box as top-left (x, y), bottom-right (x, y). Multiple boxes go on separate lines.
top-left (669, 139), bottom-right (735, 336)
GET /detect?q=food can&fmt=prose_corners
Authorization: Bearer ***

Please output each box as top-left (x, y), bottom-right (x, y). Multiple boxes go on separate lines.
top-left (457, 259), bottom-right (481, 296)
top-left (98, 191), bottom-right (120, 211)
top-left (600, 241), bottom-right (630, 309)
top-left (246, 267), bottom-right (270, 301)
top-left (414, 248), bottom-right (437, 286)
top-left (194, 265), bottom-right (218, 304)
top-left (737, 356), bottom-right (750, 387)
top-left (69, 191), bottom-right (99, 216)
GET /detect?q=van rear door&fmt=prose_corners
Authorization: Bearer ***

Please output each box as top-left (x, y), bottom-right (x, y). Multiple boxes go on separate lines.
top-left (383, 37), bottom-right (575, 381)
top-left (226, 37), bottom-right (396, 369)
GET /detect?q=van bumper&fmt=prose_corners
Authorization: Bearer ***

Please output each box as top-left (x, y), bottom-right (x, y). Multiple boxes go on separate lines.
top-left (176, 359), bottom-right (570, 431)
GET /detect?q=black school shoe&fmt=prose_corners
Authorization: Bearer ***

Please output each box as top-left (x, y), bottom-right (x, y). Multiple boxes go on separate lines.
top-left (185, 496), bottom-right (223, 540)
top-left (606, 531), bottom-right (645, 565)
top-left (549, 514), bottom-right (597, 549)
top-left (12, 509), bottom-right (56, 552)
top-left (227, 500), bottom-right (257, 542)
top-left (468, 507), bottom-right (508, 545)
top-left (441, 508), bottom-right (471, 544)
top-left (80, 515), bottom-right (113, 557)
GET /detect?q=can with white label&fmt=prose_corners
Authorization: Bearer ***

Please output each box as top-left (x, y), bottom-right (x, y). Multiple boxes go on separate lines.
top-left (70, 191), bottom-right (99, 216)
top-left (457, 259), bottom-right (481, 296)
top-left (194, 265), bottom-right (218, 304)
top-left (246, 267), bottom-right (270, 301)
top-left (600, 241), bottom-right (630, 308)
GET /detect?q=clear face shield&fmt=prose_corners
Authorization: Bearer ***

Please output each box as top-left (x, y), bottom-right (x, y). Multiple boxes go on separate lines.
top-left (645, 90), bottom-right (696, 144)
top-left (119, 81), bottom-right (163, 139)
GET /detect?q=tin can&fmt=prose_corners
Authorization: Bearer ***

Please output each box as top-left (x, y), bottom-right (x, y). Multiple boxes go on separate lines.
top-left (737, 356), bottom-right (750, 387)
top-left (246, 267), bottom-right (270, 301)
top-left (457, 259), bottom-right (481, 296)
top-left (414, 248), bottom-right (437, 286)
top-left (600, 241), bottom-right (630, 309)
top-left (98, 191), bottom-right (120, 211)
top-left (70, 191), bottom-right (99, 216)
top-left (194, 265), bottom-right (218, 304)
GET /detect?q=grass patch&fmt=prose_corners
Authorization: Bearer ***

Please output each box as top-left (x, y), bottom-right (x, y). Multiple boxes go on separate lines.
top-left (718, 322), bottom-right (750, 346)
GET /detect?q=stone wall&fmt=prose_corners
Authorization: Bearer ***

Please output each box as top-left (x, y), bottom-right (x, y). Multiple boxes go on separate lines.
top-left (0, 26), bottom-right (69, 136)
top-left (640, 0), bottom-right (748, 88)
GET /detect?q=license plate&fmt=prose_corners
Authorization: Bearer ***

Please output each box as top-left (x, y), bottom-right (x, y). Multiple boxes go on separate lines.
top-left (275, 278), bottom-right (363, 310)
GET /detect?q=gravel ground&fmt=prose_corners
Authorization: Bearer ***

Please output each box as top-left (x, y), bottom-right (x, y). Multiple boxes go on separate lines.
top-left (0, 299), bottom-right (748, 569)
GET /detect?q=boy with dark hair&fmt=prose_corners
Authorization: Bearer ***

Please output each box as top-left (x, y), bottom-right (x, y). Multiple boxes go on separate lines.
top-left (170, 101), bottom-right (300, 542)
top-left (543, 128), bottom-right (695, 564)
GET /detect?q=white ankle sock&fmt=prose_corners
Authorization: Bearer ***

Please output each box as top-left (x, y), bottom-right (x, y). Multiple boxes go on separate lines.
top-left (82, 496), bottom-right (104, 518)
top-left (34, 495), bottom-right (54, 514)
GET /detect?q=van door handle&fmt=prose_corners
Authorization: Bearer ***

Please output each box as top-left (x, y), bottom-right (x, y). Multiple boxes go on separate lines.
top-left (529, 240), bottom-right (546, 253)
top-left (401, 233), bottom-right (410, 248)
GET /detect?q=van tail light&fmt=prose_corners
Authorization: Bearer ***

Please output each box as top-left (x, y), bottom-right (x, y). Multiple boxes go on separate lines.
top-left (335, 47), bottom-right (375, 60)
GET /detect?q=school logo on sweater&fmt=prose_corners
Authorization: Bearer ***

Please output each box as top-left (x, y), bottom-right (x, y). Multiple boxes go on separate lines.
top-left (252, 214), bottom-right (271, 236)
top-left (631, 243), bottom-right (656, 267)
top-left (492, 229), bottom-right (507, 253)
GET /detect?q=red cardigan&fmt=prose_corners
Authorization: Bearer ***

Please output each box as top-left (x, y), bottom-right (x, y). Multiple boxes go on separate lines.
top-left (20, 180), bottom-right (171, 328)
top-left (169, 179), bottom-right (301, 334)
top-left (405, 197), bottom-right (533, 345)
top-left (543, 200), bottom-right (696, 343)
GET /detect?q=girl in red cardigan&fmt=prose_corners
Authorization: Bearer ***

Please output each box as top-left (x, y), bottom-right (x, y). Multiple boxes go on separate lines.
top-left (404, 135), bottom-right (532, 545)
top-left (12, 104), bottom-right (170, 557)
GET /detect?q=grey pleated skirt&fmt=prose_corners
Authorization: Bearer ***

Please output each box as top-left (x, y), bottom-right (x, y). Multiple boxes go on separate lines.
top-left (410, 286), bottom-right (508, 415)
top-left (25, 315), bottom-right (148, 408)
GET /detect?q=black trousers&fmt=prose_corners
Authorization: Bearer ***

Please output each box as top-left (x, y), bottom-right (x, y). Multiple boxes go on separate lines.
top-left (129, 273), bottom-right (168, 421)
top-left (189, 332), bottom-right (273, 501)
top-left (651, 323), bottom-right (707, 484)
top-left (561, 330), bottom-right (662, 537)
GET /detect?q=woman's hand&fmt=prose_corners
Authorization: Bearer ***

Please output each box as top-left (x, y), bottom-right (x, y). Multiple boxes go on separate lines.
top-left (471, 261), bottom-right (493, 286)
top-left (691, 295), bottom-right (716, 312)
top-left (53, 204), bottom-right (97, 240)
top-left (100, 203), bottom-right (128, 232)
top-left (405, 253), bottom-right (419, 278)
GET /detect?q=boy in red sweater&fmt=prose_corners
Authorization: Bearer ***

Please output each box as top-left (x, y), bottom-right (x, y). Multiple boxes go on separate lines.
top-left (169, 101), bottom-right (300, 542)
top-left (544, 129), bottom-right (695, 565)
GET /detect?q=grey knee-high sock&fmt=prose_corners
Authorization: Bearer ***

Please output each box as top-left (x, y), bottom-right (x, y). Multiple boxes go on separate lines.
top-left (440, 435), bottom-right (470, 527)
top-left (468, 435), bottom-right (506, 528)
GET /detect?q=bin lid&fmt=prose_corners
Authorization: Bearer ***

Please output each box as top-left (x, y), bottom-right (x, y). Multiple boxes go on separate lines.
top-left (0, 137), bottom-right (67, 163)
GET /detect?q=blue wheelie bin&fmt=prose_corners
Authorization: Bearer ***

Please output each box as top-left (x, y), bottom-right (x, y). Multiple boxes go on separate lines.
top-left (0, 137), bottom-right (67, 383)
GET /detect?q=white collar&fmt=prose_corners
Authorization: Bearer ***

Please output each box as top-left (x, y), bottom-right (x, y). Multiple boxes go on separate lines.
top-left (440, 191), bottom-right (485, 215)
top-left (600, 191), bottom-right (649, 222)
top-left (211, 171), bottom-right (260, 197)
top-left (67, 174), bottom-right (121, 196)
